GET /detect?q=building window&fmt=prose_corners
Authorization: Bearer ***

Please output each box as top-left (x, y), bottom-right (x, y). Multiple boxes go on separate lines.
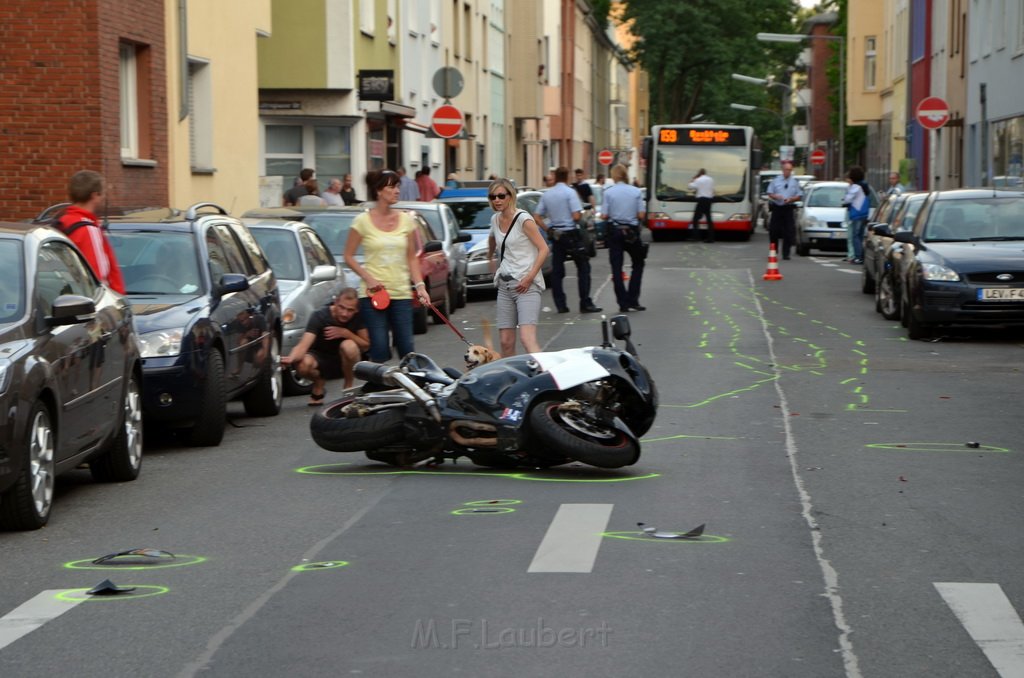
top-left (119, 44), bottom-right (138, 159)
top-left (1017, 0), bottom-right (1024, 55)
top-left (864, 36), bottom-right (877, 90)
top-left (264, 125), bottom-right (304, 178)
top-left (188, 58), bottom-right (213, 172)
top-left (463, 3), bottom-right (472, 59)
top-left (120, 42), bottom-right (152, 161)
top-left (314, 126), bottom-right (352, 179)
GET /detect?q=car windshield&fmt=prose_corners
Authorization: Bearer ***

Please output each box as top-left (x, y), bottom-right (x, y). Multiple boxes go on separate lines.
top-left (925, 197), bottom-right (1024, 241)
top-left (249, 228), bottom-right (303, 280)
top-left (304, 213), bottom-right (359, 257)
top-left (806, 186), bottom-right (848, 208)
top-left (0, 239), bottom-right (25, 324)
top-left (441, 200), bottom-right (493, 230)
top-left (403, 208), bottom-right (443, 236)
top-left (108, 231), bottom-right (203, 295)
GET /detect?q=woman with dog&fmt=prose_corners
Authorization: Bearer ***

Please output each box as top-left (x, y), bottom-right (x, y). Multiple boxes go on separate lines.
top-left (344, 169), bottom-right (429, 362)
top-left (486, 177), bottom-right (550, 356)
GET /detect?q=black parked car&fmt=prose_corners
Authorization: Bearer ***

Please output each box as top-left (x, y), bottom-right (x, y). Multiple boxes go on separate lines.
top-left (107, 203), bottom-right (282, 445)
top-left (871, 192), bottom-right (927, 319)
top-left (891, 189), bottom-right (1024, 339)
top-left (0, 222), bottom-right (142, 530)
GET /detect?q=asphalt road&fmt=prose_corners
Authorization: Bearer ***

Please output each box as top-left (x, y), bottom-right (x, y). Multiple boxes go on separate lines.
top-left (2, 230), bottom-right (1022, 678)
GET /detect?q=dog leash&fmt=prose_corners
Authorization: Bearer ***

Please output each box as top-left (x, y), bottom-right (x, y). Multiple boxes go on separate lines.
top-left (421, 298), bottom-right (473, 347)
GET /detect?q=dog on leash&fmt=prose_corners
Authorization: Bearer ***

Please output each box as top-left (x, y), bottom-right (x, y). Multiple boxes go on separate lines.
top-left (464, 318), bottom-right (501, 369)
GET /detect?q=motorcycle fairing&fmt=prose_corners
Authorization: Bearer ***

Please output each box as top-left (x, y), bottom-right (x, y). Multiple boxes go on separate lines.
top-left (528, 348), bottom-right (610, 390)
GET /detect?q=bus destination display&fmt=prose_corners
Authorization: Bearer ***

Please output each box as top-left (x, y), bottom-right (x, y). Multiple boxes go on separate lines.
top-left (658, 127), bottom-right (746, 146)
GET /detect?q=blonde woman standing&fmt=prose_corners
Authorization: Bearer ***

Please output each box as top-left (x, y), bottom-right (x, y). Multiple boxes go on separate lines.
top-left (486, 178), bottom-right (550, 356)
top-left (343, 170), bottom-right (429, 362)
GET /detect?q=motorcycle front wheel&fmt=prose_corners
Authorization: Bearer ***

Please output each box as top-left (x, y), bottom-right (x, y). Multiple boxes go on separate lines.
top-left (529, 400), bottom-right (639, 469)
top-left (310, 396), bottom-right (407, 452)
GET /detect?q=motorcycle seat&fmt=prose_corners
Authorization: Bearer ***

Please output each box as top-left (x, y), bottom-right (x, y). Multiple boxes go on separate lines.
top-left (401, 352), bottom-right (457, 386)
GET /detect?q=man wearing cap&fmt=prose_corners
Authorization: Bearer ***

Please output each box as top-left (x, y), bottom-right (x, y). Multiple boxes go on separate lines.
top-left (765, 161), bottom-right (804, 260)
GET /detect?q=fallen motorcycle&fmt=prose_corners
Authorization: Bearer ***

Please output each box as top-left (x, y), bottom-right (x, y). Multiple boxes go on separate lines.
top-left (309, 315), bottom-right (657, 469)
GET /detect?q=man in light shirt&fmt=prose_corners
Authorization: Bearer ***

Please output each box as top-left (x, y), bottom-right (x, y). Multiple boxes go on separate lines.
top-left (688, 168), bottom-right (715, 243)
top-left (321, 178), bottom-right (345, 206)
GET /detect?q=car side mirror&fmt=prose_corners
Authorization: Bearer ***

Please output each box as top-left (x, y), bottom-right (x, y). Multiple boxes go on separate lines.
top-left (455, 231), bottom-right (472, 244)
top-left (424, 240), bottom-right (443, 253)
top-left (218, 273), bottom-right (250, 294)
top-left (872, 223), bottom-right (891, 237)
top-left (892, 231), bottom-right (916, 245)
top-left (310, 264), bottom-right (338, 284)
top-left (46, 294), bottom-right (96, 326)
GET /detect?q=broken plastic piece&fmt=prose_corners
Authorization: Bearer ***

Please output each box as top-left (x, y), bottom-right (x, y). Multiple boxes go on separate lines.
top-left (92, 548), bottom-right (176, 565)
top-left (87, 579), bottom-right (137, 596)
top-left (966, 441), bottom-right (980, 448)
top-left (637, 523), bottom-right (706, 540)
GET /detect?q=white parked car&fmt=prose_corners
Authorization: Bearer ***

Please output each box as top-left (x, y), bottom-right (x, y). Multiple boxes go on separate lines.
top-left (796, 181), bottom-right (879, 256)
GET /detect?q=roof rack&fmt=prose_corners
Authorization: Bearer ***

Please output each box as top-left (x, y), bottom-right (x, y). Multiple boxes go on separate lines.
top-left (184, 202), bottom-right (229, 220)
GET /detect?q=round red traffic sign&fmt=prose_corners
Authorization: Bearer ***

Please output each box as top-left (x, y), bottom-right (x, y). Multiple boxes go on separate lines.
top-left (431, 104), bottom-right (464, 139)
top-left (810, 148), bottom-right (826, 166)
top-left (916, 96), bottom-right (950, 130)
top-left (598, 149), bottom-right (615, 166)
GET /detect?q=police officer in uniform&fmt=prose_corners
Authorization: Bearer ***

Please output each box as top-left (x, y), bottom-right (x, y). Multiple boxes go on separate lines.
top-left (600, 164), bottom-right (647, 312)
top-left (765, 160), bottom-right (804, 259)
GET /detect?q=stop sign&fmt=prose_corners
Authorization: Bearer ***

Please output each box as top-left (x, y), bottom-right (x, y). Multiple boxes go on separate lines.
top-left (810, 148), bottom-right (826, 166)
top-left (916, 96), bottom-right (950, 130)
top-left (598, 149), bottom-right (615, 166)
top-left (431, 104), bottom-right (464, 139)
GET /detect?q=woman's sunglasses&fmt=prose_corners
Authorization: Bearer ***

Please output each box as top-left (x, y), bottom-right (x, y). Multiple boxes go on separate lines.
top-left (489, 192), bottom-right (509, 201)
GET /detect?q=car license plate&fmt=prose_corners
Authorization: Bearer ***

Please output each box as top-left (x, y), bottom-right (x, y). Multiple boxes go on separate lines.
top-left (978, 288), bottom-right (1024, 301)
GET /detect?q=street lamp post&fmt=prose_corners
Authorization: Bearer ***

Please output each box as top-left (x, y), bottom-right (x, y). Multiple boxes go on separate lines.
top-left (756, 31), bottom-right (844, 171)
top-left (730, 102), bottom-right (788, 147)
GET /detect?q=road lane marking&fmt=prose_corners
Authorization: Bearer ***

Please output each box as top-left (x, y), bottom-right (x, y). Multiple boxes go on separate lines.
top-left (0, 590), bottom-right (84, 651)
top-left (935, 583), bottom-right (1024, 677)
top-left (528, 504), bottom-right (613, 573)
top-left (751, 269), bottom-right (863, 677)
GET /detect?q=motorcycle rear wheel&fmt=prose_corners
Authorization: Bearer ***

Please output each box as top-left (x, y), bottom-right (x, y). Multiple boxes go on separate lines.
top-left (310, 397), bottom-right (407, 452)
top-left (529, 401), bottom-right (639, 469)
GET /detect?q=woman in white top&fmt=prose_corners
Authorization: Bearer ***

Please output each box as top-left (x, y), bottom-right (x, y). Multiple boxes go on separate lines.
top-left (486, 178), bottom-right (550, 356)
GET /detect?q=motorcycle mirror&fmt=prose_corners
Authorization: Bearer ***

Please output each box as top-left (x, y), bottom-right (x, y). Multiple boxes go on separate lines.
top-left (610, 315), bottom-right (631, 340)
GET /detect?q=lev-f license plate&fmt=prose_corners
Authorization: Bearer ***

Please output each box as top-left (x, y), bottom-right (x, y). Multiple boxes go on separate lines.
top-left (978, 288), bottom-right (1024, 301)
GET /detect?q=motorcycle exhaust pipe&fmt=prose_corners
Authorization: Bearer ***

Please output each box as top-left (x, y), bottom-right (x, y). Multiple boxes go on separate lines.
top-left (449, 420), bottom-right (498, 447)
top-left (354, 361), bottom-right (442, 423)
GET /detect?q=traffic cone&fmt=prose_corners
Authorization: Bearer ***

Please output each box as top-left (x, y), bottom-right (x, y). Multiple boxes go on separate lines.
top-left (763, 243), bottom-right (784, 281)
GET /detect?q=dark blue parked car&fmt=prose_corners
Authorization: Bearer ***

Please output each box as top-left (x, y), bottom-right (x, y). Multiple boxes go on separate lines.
top-left (107, 203), bottom-right (282, 446)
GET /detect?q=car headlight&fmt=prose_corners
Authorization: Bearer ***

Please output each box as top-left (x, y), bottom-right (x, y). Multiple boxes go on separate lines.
top-left (921, 263), bottom-right (961, 282)
top-left (804, 215), bottom-right (822, 227)
top-left (138, 329), bottom-right (184, 358)
top-left (282, 308), bottom-right (297, 325)
top-left (648, 212), bottom-right (670, 221)
top-left (467, 249), bottom-right (492, 262)
top-left (727, 213), bottom-right (751, 221)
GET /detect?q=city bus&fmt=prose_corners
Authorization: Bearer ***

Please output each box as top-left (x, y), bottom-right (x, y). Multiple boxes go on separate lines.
top-left (641, 124), bottom-right (762, 240)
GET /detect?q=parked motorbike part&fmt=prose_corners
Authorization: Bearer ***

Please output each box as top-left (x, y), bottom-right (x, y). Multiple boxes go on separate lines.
top-left (528, 399), bottom-right (639, 468)
top-left (354, 361), bottom-right (442, 423)
top-left (365, 450), bottom-right (435, 467)
top-left (310, 395), bottom-right (409, 452)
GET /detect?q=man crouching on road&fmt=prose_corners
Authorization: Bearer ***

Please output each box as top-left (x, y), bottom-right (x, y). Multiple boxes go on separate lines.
top-left (281, 287), bottom-right (370, 405)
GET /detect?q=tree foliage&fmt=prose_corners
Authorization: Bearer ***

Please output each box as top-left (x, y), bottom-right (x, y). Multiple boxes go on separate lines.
top-left (621, 0), bottom-right (805, 144)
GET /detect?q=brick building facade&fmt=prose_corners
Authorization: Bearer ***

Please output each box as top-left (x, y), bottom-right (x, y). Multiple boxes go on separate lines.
top-left (0, 0), bottom-right (167, 220)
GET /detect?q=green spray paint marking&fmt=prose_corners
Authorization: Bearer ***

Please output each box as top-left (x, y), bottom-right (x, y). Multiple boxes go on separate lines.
top-left (64, 555), bottom-right (207, 571)
top-left (295, 463), bottom-right (660, 483)
top-left (865, 442), bottom-right (1012, 453)
top-left (641, 433), bottom-right (741, 443)
top-left (292, 561), bottom-right (350, 571)
top-left (451, 507), bottom-right (516, 515)
top-left (602, 531), bottom-right (731, 544)
top-left (55, 586), bottom-right (170, 602)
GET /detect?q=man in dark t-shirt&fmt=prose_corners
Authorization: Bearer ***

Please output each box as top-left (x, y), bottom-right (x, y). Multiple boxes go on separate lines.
top-left (283, 168), bottom-right (315, 206)
top-left (281, 288), bottom-right (370, 404)
top-left (573, 168), bottom-right (594, 206)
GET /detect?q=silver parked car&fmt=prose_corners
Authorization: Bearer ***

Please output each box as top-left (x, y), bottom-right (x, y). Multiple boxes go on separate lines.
top-left (245, 218), bottom-right (341, 395)
top-left (395, 201), bottom-right (471, 308)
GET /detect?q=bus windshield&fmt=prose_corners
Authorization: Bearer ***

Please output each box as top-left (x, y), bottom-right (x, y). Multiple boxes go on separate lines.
top-left (655, 145), bottom-right (748, 202)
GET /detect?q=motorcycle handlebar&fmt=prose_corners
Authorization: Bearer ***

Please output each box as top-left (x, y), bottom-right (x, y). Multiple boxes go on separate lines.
top-left (354, 361), bottom-right (391, 384)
